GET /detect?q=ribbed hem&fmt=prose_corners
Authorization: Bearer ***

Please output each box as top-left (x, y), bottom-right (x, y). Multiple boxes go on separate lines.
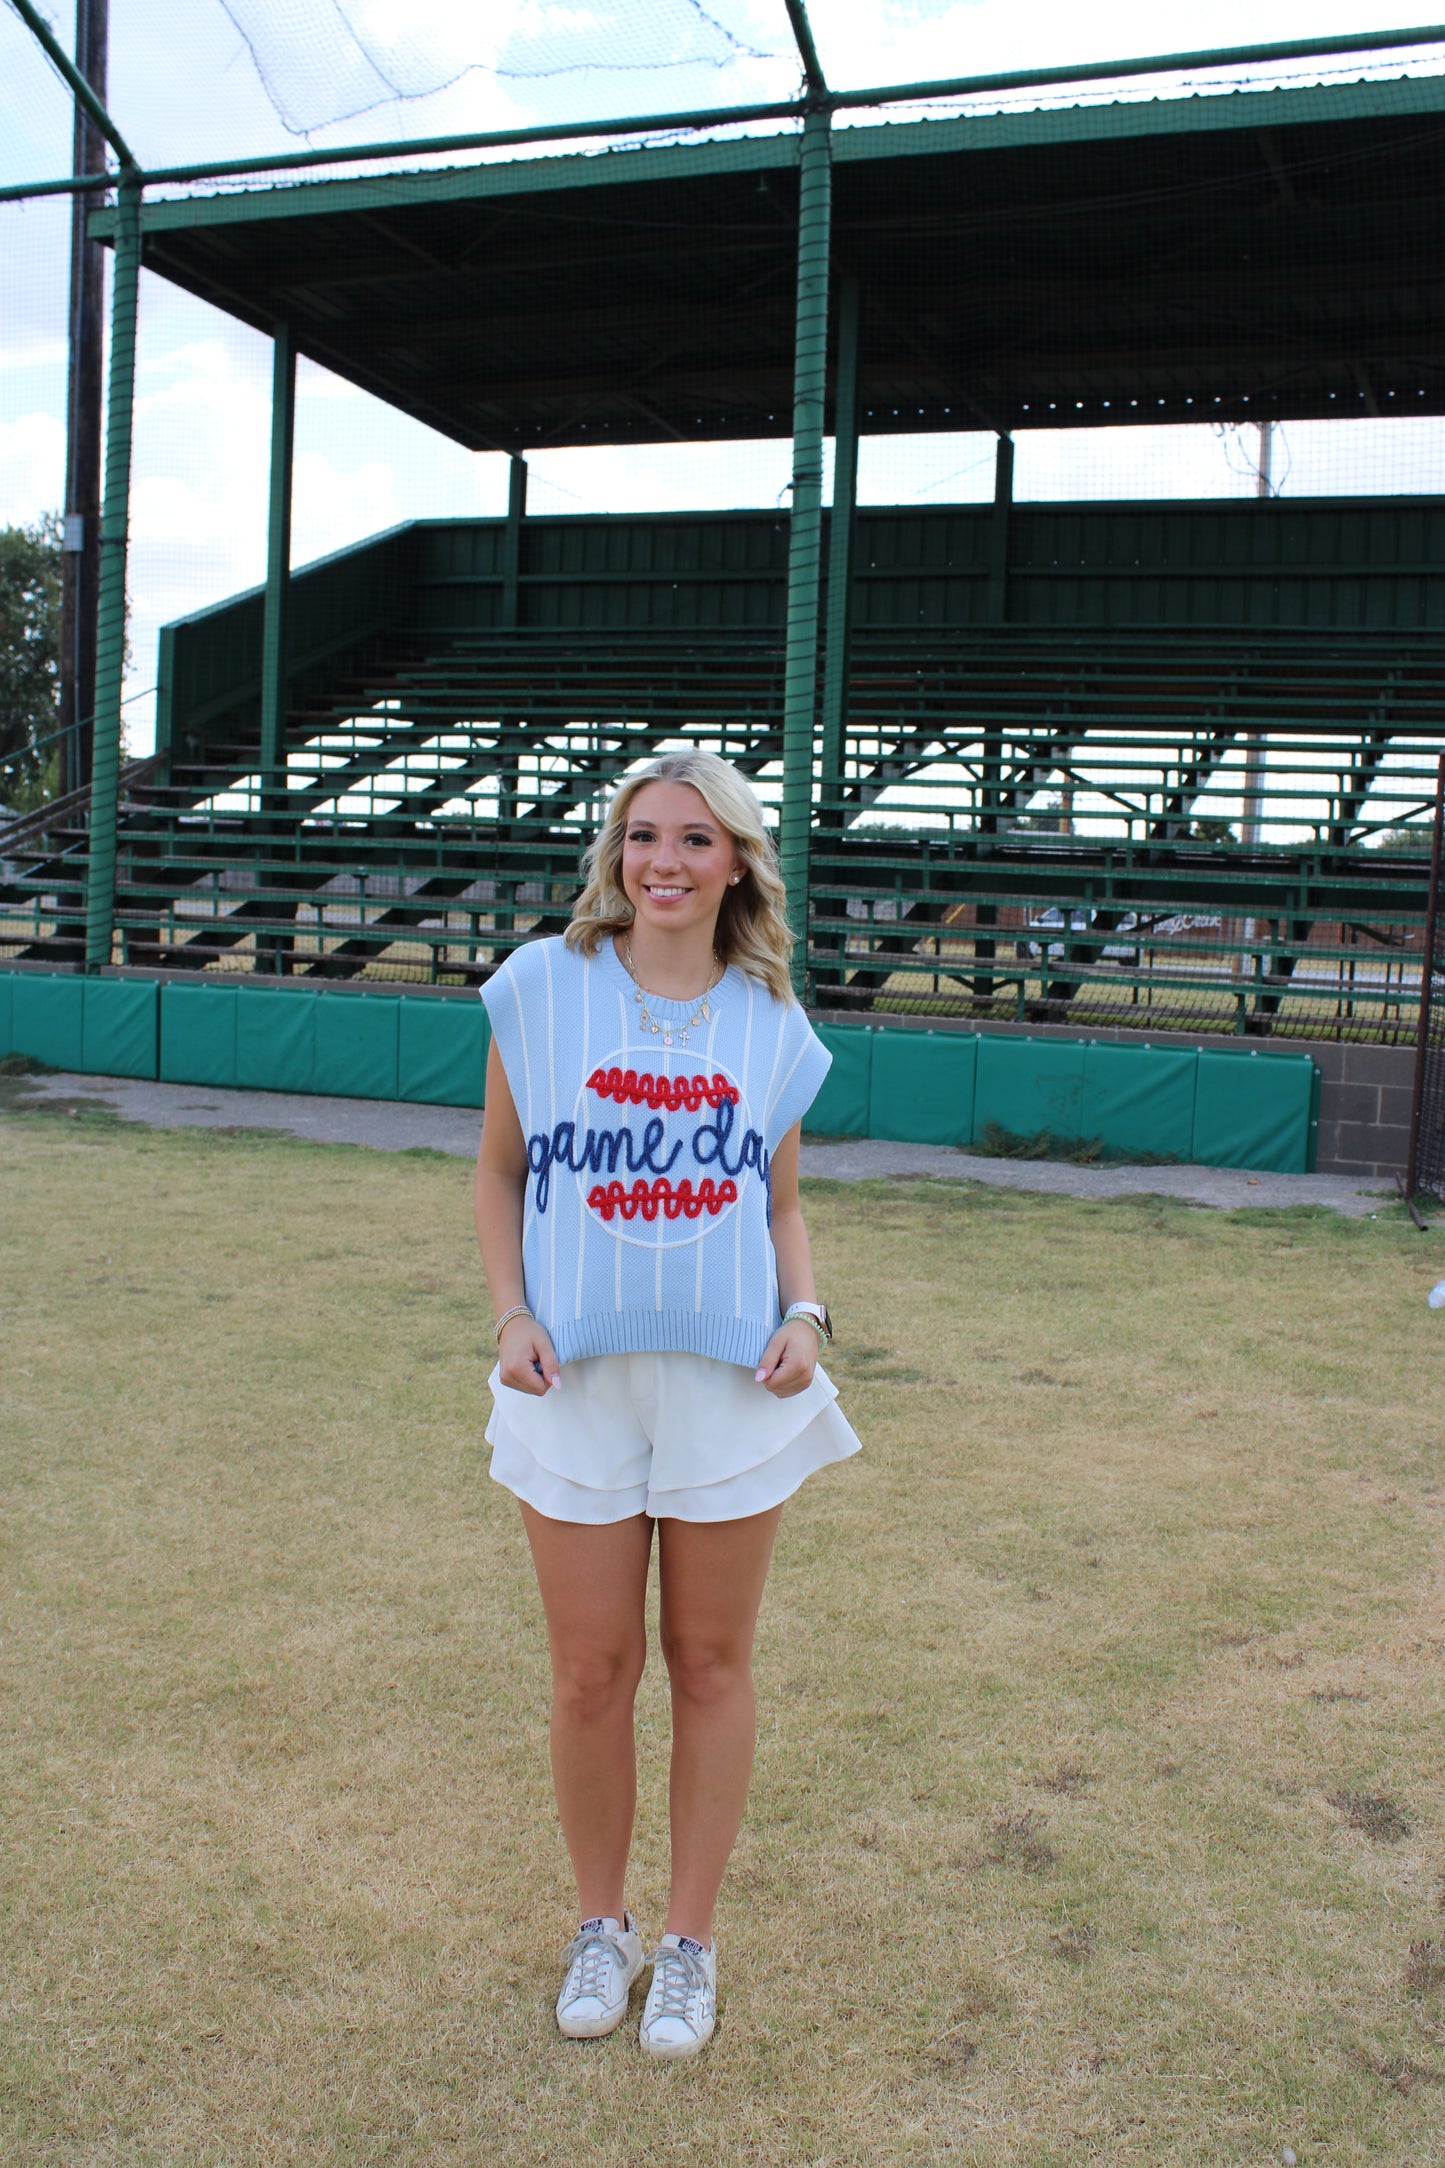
top-left (551, 1309), bottom-right (770, 1368)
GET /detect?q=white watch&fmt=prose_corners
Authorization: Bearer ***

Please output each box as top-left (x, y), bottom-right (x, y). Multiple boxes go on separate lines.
top-left (783, 1301), bottom-right (833, 1344)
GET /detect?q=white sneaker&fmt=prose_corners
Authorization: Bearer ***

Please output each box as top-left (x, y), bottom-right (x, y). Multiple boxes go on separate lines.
top-left (555, 1912), bottom-right (645, 2038)
top-left (639, 1934), bottom-right (717, 2059)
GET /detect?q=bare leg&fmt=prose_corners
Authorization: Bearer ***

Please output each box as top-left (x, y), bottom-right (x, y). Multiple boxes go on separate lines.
top-left (519, 1502), bottom-right (654, 1922)
top-left (656, 1504), bottom-right (784, 1944)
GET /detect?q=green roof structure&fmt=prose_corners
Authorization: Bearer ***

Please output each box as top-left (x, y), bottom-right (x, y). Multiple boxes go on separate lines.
top-left (94, 72), bottom-right (1445, 451)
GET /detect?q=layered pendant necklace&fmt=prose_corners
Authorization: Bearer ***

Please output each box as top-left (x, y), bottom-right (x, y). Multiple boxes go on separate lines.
top-left (624, 939), bottom-right (722, 1050)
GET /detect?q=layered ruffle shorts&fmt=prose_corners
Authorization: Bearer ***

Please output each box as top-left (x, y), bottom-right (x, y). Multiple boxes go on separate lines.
top-left (486, 1348), bottom-right (861, 1524)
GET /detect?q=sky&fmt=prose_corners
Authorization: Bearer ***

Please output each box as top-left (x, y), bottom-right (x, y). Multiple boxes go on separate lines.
top-left (2, 0), bottom-right (1445, 754)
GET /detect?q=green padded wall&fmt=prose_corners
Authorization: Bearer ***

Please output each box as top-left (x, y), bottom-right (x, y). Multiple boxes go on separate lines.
top-left (1191, 1049), bottom-right (1315, 1174)
top-left (869, 1029), bottom-right (977, 1146)
top-left (312, 994), bottom-right (401, 1100)
top-left (975, 1035), bottom-right (1086, 1138)
top-left (9, 974), bottom-right (85, 1070)
top-left (16, 969), bottom-right (1315, 1177)
top-left (236, 988), bottom-right (317, 1093)
top-left (398, 998), bottom-right (490, 1108)
top-left (159, 983), bottom-right (238, 1087)
top-left (0, 970), bottom-right (11, 1056)
top-left (808, 1024), bottom-right (872, 1137)
top-left (81, 979), bottom-right (158, 1080)
top-left (1080, 1042), bottom-right (1198, 1161)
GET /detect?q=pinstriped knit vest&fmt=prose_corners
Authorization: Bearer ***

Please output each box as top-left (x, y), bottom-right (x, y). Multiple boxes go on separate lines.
top-left (480, 936), bottom-right (831, 1368)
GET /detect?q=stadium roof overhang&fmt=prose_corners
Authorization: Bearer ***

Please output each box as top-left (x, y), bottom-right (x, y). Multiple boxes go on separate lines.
top-left (94, 73), bottom-right (1445, 453)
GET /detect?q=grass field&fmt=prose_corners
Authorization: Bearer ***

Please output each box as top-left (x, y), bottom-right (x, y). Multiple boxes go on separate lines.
top-left (2, 1087), bottom-right (1444, 2165)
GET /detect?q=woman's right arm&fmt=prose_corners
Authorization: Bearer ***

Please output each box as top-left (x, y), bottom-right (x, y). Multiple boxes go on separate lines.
top-left (475, 1036), bottom-right (562, 1395)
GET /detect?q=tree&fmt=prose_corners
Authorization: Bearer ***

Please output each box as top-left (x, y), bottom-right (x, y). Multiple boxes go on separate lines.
top-left (1009, 792), bottom-right (1065, 834)
top-left (0, 514), bottom-right (62, 814)
top-left (1370, 825), bottom-right (1430, 852)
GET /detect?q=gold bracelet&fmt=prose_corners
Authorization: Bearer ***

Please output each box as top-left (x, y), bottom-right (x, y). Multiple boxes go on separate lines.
top-left (493, 1304), bottom-right (533, 1343)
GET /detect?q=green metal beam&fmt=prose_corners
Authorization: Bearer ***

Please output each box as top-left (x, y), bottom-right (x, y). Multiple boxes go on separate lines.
top-left (80, 69), bottom-right (1445, 253)
top-left (139, 102), bottom-right (805, 189)
top-left (820, 278), bottom-right (860, 814)
top-left (84, 175), bottom-right (141, 969)
top-left (6, 0), bottom-right (139, 170)
top-left (830, 69), bottom-right (1445, 165)
top-left (780, 107), bottom-right (832, 994)
top-left (782, 0), bottom-right (828, 93)
top-left (13, 21), bottom-right (1438, 210)
top-left (259, 321), bottom-right (296, 808)
top-left (0, 169), bottom-right (112, 205)
top-left (831, 24), bottom-right (1445, 111)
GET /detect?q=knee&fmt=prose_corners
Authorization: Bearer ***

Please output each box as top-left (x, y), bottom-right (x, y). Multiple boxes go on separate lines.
top-left (663, 1633), bottom-right (749, 1711)
top-left (551, 1640), bottom-right (644, 1728)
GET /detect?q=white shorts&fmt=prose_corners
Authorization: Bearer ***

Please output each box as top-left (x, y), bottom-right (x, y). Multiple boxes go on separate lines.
top-left (485, 1348), bottom-right (861, 1524)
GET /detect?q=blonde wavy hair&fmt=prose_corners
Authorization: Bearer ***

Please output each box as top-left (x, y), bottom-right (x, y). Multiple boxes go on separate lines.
top-left (564, 751), bottom-right (796, 1003)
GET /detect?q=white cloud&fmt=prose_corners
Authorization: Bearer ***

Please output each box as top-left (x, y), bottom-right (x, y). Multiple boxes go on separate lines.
top-left (292, 451), bottom-right (398, 560)
top-left (0, 411), bottom-right (66, 524)
top-left (0, 337), bottom-right (68, 374)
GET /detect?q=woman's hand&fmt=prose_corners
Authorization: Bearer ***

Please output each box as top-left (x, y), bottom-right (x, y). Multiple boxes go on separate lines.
top-left (497, 1314), bottom-right (563, 1396)
top-left (754, 1320), bottom-right (820, 1399)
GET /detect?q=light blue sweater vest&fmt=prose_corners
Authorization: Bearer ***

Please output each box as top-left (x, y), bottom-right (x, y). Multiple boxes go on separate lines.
top-left (481, 937), bottom-right (831, 1368)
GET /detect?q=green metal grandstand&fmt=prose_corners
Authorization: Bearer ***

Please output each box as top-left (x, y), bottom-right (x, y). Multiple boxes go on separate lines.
top-left (3, 15), bottom-right (1445, 1044)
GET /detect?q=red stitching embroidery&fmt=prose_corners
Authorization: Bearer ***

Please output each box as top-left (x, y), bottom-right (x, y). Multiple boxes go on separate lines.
top-left (586, 1176), bottom-right (739, 1223)
top-left (586, 1066), bottom-right (739, 1112)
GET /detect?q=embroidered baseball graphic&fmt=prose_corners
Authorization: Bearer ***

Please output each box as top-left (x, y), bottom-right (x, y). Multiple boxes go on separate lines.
top-left (586, 1175), bottom-right (739, 1222)
top-left (526, 1053), bottom-right (766, 1247)
top-left (587, 1067), bottom-right (739, 1114)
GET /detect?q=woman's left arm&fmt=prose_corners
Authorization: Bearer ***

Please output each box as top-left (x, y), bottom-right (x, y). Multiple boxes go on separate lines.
top-left (754, 1122), bottom-right (824, 1399)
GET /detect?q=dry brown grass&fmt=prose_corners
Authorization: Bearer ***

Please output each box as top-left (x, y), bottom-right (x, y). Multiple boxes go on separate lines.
top-left (2, 1098), bottom-right (1444, 2165)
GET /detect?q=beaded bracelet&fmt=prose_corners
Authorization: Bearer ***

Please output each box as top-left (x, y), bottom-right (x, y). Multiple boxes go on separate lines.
top-left (493, 1304), bottom-right (534, 1343)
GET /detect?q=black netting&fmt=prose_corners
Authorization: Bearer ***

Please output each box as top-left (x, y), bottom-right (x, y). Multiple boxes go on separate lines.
top-left (216, 0), bottom-right (794, 137)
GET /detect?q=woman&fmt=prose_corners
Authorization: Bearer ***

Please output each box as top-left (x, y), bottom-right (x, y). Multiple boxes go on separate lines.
top-left (474, 750), bottom-right (859, 2059)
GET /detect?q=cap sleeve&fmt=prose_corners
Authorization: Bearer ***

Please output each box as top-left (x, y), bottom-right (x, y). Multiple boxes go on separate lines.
top-left (478, 940), bottom-right (550, 1128)
top-left (766, 1000), bottom-right (832, 1144)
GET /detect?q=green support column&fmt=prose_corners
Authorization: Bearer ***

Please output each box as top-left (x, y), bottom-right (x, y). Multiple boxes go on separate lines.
top-left (820, 277), bottom-right (860, 820)
top-left (976, 442), bottom-right (1012, 1001)
top-left (779, 106), bottom-right (832, 996)
top-left (259, 321), bottom-right (296, 808)
top-left (256, 323), bottom-right (297, 973)
top-left (987, 432), bottom-right (1013, 625)
top-left (501, 452), bottom-right (527, 629)
top-left (84, 174), bottom-right (141, 969)
top-left (495, 455), bottom-right (527, 940)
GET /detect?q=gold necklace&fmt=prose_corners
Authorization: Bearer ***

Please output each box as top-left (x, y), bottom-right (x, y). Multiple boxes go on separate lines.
top-left (624, 940), bottom-right (721, 1050)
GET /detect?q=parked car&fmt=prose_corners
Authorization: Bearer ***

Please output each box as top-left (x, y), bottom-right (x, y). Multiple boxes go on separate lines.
top-left (1016, 906), bottom-right (1141, 962)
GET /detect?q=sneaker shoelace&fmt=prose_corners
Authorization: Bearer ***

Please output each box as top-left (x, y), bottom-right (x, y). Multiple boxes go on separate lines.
top-left (562, 1924), bottom-right (630, 2004)
top-left (646, 1943), bottom-right (710, 2027)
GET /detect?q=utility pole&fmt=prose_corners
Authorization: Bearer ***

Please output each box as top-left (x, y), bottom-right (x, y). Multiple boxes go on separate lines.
top-left (59, 0), bottom-right (109, 799)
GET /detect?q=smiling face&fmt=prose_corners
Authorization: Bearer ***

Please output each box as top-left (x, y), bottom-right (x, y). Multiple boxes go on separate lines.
top-left (619, 780), bottom-right (743, 944)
